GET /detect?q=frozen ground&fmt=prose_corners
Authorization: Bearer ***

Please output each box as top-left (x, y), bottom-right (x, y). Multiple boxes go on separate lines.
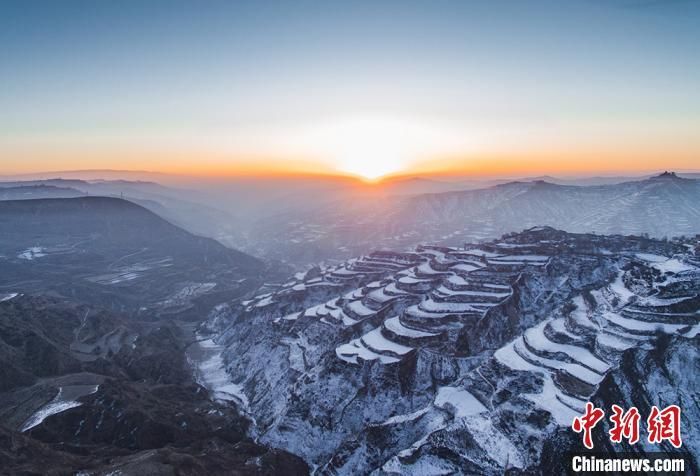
top-left (21, 385), bottom-right (99, 432)
top-left (188, 336), bottom-right (249, 409)
top-left (17, 247), bottom-right (46, 260)
top-left (0, 292), bottom-right (19, 302)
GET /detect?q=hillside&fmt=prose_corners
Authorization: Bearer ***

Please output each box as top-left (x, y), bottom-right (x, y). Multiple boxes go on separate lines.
top-left (0, 179), bottom-right (244, 250)
top-left (204, 228), bottom-right (699, 472)
top-left (0, 197), bottom-right (261, 317)
top-left (0, 197), bottom-right (306, 474)
top-left (0, 294), bottom-right (308, 475)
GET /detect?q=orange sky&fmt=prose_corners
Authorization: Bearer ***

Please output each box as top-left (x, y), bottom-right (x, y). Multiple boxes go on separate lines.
top-left (4, 110), bottom-right (699, 180)
top-left (3, 149), bottom-right (698, 181)
top-left (3, 133), bottom-right (699, 180)
top-left (3, 1), bottom-right (699, 181)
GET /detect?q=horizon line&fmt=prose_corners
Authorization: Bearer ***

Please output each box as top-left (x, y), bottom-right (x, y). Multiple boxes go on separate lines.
top-left (2, 167), bottom-right (700, 183)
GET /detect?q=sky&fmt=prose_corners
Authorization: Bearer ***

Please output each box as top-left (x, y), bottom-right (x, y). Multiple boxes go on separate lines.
top-left (1, 0), bottom-right (699, 179)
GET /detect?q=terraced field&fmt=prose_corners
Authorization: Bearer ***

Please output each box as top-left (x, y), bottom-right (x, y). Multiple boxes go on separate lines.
top-left (212, 227), bottom-right (699, 473)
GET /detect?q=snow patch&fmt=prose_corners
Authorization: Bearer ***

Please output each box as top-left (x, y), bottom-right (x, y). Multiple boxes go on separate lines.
top-left (434, 387), bottom-right (487, 418)
top-left (609, 272), bottom-right (635, 304)
top-left (192, 337), bottom-right (249, 409)
top-left (361, 328), bottom-right (413, 355)
top-left (653, 259), bottom-right (696, 274)
top-left (17, 247), bottom-right (46, 260)
top-left (0, 293), bottom-right (19, 302)
top-left (381, 407), bottom-right (429, 426)
top-left (384, 316), bottom-right (438, 338)
top-left (21, 385), bottom-right (99, 432)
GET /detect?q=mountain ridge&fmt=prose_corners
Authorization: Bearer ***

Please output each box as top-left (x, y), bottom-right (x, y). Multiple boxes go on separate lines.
top-left (205, 227), bottom-right (699, 473)
top-left (0, 196), bottom-right (263, 317)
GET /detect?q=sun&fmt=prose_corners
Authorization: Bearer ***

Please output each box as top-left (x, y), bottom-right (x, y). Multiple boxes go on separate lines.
top-left (302, 116), bottom-right (416, 180)
top-left (333, 120), bottom-right (406, 180)
top-left (292, 115), bottom-right (469, 181)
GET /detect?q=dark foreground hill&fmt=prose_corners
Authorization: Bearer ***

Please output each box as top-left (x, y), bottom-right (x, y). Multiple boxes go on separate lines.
top-left (0, 295), bottom-right (308, 475)
top-left (0, 197), bottom-right (262, 317)
top-left (0, 198), bottom-right (307, 474)
top-left (0, 178), bottom-right (246, 253)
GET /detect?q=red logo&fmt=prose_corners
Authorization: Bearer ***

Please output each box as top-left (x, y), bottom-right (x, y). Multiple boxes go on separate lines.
top-left (609, 405), bottom-right (640, 444)
top-left (572, 404), bottom-right (682, 449)
top-left (647, 405), bottom-right (682, 448)
top-left (572, 402), bottom-right (605, 449)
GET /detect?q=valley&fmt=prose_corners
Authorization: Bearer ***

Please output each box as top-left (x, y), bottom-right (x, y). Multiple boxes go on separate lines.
top-left (0, 197), bottom-right (307, 475)
top-left (0, 190), bottom-right (697, 475)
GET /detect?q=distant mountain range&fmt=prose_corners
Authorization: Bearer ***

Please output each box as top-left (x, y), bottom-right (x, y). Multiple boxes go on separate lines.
top-left (0, 184), bottom-right (84, 200)
top-left (246, 172), bottom-right (700, 265)
top-left (3, 171), bottom-right (699, 268)
top-left (396, 171), bottom-right (700, 239)
top-left (3, 167), bottom-right (699, 188)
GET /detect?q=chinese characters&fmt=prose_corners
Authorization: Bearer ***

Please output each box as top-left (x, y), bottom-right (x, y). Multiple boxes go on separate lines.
top-left (572, 404), bottom-right (682, 449)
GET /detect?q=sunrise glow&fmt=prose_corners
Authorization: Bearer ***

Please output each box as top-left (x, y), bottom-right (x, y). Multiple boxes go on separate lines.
top-left (326, 118), bottom-right (407, 180)
top-left (1, 1), bottom-right (699, 179)
top-left (292, 116), bottom-right (462, 180)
